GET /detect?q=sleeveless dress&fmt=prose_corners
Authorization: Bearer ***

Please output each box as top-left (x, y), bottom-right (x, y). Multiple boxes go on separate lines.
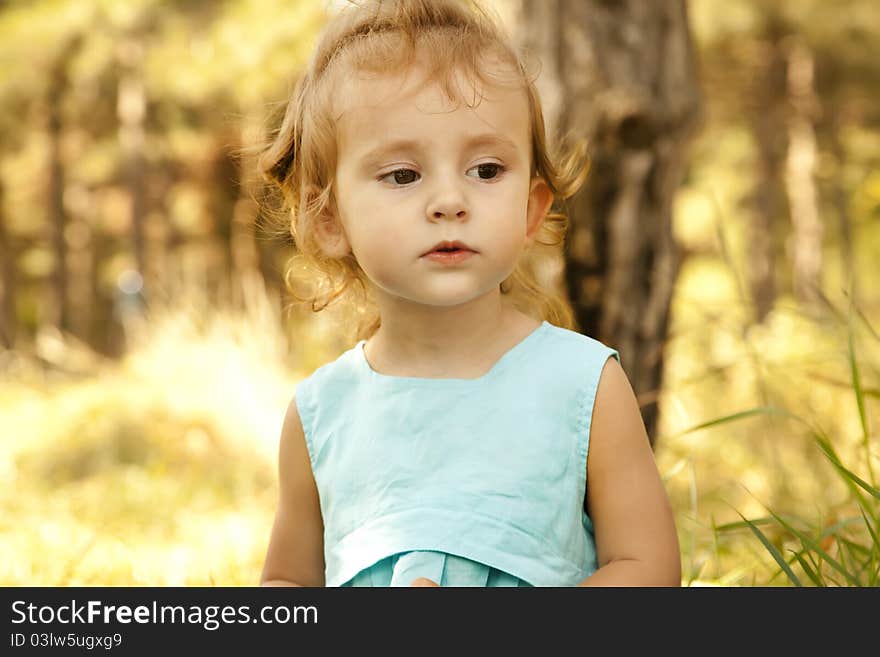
top-left (295, 320), bottom-right (620, 587)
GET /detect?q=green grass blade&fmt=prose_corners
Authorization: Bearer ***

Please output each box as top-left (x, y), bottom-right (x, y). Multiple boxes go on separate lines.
top-left (765, 508), bottom-right (861, 586)
top-left (833, 536), bottom-right (870, 558)
top-left (804, 549), bottom-right (826, 585)
top-left (663, 406), bottom-right (802, 441)
top-left (821, 570), bottom-right (844, 587)
top-left (820, 517), bottom-right (871, 564)
top-left (848, 320), bottom-right (869, 442)
top-left (854, 304), bottom-right (879, 342)
top-left (837, 538), bottom-right (852, 584)
top-left (858, 507), bottom-right (879, 585)
top-left (812, 432), bottom-right (880, 501)
top-left (789, 549), bottom-right (823, 586)
top-left (821, 516), bottom-right (867, 536)
top-left (841, 545), bottom-right (873, 584)
top-left (736, 511), bottom-right (802, 586)
top-left (714, 516), bottom-right (776, 532)
top-left (847, 318), bottom-right (875, 485)
top-left (858, 507), bottom-right (879, 550)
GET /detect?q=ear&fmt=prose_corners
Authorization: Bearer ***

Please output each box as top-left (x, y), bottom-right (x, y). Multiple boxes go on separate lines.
top-left (308, 188), bottom-right (352, 259)
top-left (314, 212), bottom-right (352, 259)
top-left (525, 176), bottom-right (554, 246)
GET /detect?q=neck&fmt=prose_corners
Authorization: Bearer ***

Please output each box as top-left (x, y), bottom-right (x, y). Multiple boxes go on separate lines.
top-left (366, 286), bottom-right (526, 376)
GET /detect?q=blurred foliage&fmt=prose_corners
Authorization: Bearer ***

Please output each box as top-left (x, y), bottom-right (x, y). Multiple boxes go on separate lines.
top-left (0, 273), bottom-right (343, 585)
top-left (657, 0), bottom-right (880, 584)
top-left (0, 0), bottom-right (878, 585)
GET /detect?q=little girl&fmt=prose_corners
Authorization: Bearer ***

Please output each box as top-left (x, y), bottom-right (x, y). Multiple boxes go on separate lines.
top-left (259, 0), bottom-right (680, 587)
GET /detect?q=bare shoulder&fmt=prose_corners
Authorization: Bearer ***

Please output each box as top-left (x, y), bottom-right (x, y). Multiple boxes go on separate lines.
top-left (585, 355), bottom-right (681, 584)
top-left (589, 356), bottom-right (640, 447)
top-left (260, 392), bottom-right (325, 586)
top-left (279, 393), bottom-right (309, 461)
top-left (585, 355), bottom-right (652, 495)
top-left (278, 394), bottom-right (315, 484)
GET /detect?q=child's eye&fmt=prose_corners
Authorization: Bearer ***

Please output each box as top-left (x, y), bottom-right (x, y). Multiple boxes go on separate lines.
top-left (380, 169), bottom-right (420, 186)
top-left (467, 163), bottom-right (505, 180)
top-left (379, 163), bottom-right (506, 187)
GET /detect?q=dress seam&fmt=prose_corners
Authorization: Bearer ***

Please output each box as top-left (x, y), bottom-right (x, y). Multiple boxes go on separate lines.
top-left (331, 503), bottom-right (584, 573)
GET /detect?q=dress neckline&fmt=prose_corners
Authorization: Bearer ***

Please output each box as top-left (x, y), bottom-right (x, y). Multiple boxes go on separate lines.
top-left (356, 320), bottom-right (549, 385)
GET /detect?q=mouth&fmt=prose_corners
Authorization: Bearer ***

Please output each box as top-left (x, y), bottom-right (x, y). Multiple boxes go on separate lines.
top-left (421, 240), bottom-right (477, 257)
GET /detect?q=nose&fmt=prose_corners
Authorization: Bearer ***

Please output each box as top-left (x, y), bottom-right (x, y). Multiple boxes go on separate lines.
top-left (426, 174), bottom-right (468, 222)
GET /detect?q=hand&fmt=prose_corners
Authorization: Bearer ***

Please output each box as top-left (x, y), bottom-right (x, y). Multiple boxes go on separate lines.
top-left (410, 577), bottom-right (440, 587)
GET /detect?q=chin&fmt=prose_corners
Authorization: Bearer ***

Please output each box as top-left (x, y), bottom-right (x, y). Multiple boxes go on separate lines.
top-left (378, 277), bottom-right (503, 308)
top-left (426, 288), bottom-right (503, 308)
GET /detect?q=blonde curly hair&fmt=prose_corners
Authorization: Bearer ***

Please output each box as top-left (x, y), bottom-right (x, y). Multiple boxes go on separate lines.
top-left (258, 0), bottom-right (588, 343)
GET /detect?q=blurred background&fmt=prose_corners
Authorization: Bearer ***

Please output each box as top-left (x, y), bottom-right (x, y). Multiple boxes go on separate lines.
top-left (0, 0), bottom-right (877, 586)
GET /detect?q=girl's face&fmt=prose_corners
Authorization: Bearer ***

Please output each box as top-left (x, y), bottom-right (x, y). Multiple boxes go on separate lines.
top-left (327, 63), bottom-right (553, 311)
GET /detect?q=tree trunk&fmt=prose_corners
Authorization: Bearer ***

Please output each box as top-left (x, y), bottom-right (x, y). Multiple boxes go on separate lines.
top-left (746, 18), bottom-right (788, 323)
top-left (46, 41), bottom-right (80, 334)
top-left (206, 132), bottom-right (242, 305)
top-left (64, 188), bottom-right (96, 346)
top-left (826, 116), bottom-right (855, 301)
top-left (784, 37), bottom-right (823, 305)
top-left (117, 35), bottom-right (148, 286)
top-left (0, 179), bottom-right (15, 348)
top-left (517, 0), bottom-right (702, 446)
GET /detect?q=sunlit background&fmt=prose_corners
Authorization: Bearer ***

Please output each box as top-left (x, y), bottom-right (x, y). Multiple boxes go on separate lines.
top-left (1, 0), bottom-right (877, 586)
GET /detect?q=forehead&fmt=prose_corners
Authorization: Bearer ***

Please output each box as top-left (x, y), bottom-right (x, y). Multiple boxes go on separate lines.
top-left (333, 63), bottom-right (530, 158)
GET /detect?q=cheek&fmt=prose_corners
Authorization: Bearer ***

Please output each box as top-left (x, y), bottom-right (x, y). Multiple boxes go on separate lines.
top-left (490, 178), bottom-right (529, 218)
top-left (349, 212), bottom-right (401, 253)
top-left (345, 219), bottom-right (408, 282)
top-left (487, 199), bottom-right (531, 258)
top-left (356, 250), bottom-right (402, 292)
top-left (498, 194), bottom-right (530, 235)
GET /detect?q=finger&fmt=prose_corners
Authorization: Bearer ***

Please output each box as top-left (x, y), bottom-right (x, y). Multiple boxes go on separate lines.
top-left (410, 577), bottom-right (440, 587)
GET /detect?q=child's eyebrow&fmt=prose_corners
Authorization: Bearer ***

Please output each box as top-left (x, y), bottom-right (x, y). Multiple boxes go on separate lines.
top-left (357, 133), bottom-right (519, 168)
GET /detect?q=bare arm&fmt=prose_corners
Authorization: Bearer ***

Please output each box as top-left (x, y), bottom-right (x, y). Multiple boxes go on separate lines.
top-left (260, 393), bottom-right (326, 587)
top-left (578, 357), bottom-right (681, 587)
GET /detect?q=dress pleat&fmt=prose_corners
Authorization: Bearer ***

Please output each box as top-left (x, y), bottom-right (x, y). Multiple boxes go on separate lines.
top-left (340, 550), bottom-right (533, 587)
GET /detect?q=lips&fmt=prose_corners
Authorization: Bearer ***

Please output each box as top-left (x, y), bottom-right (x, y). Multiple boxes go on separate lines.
top-left (422, 240), bottom-right (476, 256)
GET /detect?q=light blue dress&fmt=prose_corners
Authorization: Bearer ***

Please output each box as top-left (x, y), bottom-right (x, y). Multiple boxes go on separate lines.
top-left (295, 320), bottom-right (620, 587)
top-left (342, 551), bottom-right (532, 587)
